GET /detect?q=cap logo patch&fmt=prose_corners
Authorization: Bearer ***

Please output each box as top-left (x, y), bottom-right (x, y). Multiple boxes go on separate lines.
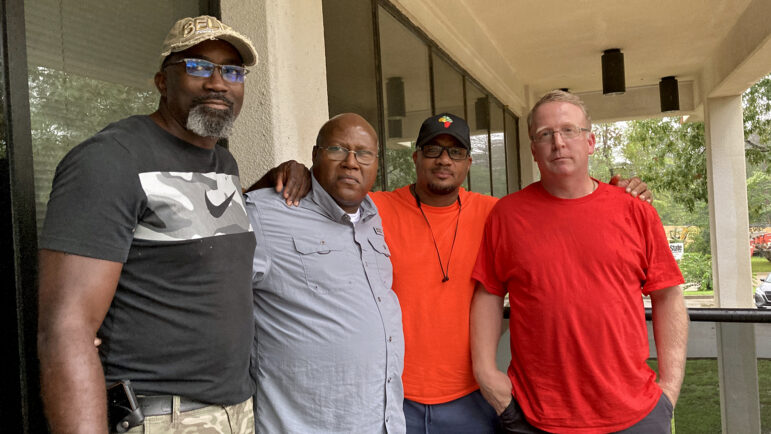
top-left (182, 17), bottom-right (228, 37)
top-left (438, 116), bottom-right (453, 128)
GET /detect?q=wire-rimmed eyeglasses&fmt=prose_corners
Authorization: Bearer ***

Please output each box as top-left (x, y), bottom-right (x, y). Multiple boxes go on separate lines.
top-left (316, 145), bottom-right (377, 165)
top-left (532, 125), bottom-right (591, 144)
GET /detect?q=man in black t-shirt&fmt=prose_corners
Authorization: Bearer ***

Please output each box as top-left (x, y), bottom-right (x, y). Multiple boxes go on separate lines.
top-left (37, 16), bottom-right (279, 433)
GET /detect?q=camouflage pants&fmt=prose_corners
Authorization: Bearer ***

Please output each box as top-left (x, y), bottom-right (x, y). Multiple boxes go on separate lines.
top-left (122, 396), bottom-right (254, 434)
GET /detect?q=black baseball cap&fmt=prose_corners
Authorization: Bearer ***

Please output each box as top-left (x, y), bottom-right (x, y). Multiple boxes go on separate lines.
top-left (415, 113), bottom-right (471, 150)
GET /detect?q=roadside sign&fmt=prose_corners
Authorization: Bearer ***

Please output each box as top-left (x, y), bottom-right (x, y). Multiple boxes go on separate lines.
top-left (670, 242), bottom-right (684, 260)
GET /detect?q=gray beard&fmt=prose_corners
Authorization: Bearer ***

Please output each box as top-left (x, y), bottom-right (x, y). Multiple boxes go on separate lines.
top-left (186, 105), bottom-right (235, 138)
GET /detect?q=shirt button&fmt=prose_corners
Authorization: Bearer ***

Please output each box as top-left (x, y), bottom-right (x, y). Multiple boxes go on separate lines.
top-left (388, 336), bottom-right (392, 342)
top-left (386, 417), bottom-right (389, 423)
top-left (387, 377), bottom-right (391, 383)
top-left (377, 296), bottom-right (382, 302)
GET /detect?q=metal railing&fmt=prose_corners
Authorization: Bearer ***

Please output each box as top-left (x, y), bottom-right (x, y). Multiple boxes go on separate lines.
top-left (503, 307), bottom-right (771, 322)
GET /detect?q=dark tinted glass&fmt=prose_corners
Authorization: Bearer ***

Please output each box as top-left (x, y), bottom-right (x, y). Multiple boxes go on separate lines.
top-left (465, 79), bottom-right (491, 195)
top-left (490, 99), bottom-right (506, 198)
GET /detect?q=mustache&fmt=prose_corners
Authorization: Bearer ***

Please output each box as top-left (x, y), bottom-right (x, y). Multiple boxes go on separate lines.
top-left (191, 94), bottom-right (234, 109)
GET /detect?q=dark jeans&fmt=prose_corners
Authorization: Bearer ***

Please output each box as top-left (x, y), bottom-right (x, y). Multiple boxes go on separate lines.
top-left (404, 390), bottom-right (498, 434)
top-left (497, 393), bottom-right (674, 434)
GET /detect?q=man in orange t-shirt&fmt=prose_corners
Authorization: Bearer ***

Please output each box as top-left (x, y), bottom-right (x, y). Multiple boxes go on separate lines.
top-left (371, 113), bottom-right (500, 433)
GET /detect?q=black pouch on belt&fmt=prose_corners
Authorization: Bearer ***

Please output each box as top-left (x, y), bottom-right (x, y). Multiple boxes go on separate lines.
top-left (107, 380), bottom-right (144, 433)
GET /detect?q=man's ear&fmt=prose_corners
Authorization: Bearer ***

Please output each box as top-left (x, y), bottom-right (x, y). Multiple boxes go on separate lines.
top-left (311, 146), bottom-right (320, 163)
top-left (412, 150), bottom-right (418, 165)
top-left (154, 71), bottom-right (167, 98)
top-left (586, 132), bottom-right (597, 156)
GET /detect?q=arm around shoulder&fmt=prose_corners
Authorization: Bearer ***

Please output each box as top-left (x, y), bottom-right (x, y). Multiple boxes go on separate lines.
top-left (649, 285), bottom-right (688, 407)
top-left (38, 250), bottom-right (123, 433)
top-left (245, 160), bottom-right (311, 206)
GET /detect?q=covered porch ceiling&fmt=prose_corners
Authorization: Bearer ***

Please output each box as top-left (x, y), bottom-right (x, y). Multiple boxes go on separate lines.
top-left (392, 0), bottom-right (771, 122)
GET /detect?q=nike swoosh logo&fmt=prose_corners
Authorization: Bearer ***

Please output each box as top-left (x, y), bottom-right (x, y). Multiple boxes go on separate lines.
top-left (205, 190), bottom-right (236, 218)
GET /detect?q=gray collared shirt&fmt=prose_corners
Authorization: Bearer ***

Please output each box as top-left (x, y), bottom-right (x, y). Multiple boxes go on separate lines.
top-left (245, 176), bottom-right (405, 434)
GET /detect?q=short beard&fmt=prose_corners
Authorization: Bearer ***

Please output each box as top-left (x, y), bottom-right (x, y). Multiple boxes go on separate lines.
top-left (427, 181), bottom-right (458, 196)
top-left (186, 98), bottom-right (235, 138)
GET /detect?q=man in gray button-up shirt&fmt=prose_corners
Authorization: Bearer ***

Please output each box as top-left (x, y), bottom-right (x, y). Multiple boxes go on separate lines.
top-left (245, 113), bottom-right (405, 433)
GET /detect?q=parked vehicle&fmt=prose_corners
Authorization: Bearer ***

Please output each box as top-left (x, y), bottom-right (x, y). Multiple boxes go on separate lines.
top-left (754, 278), bottom-right (771, 309)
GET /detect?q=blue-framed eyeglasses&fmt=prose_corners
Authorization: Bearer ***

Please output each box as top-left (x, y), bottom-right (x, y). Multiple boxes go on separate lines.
top-left (164, 58), bottom-right (249, 83)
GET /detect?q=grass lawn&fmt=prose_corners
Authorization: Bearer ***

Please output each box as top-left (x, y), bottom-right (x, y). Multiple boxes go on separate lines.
top-left (753, 256), bottom-right (771, 274)
top-left (648, 359), bottom-right (771, 433)
top-left (683, 290), bottom-right (714, 297)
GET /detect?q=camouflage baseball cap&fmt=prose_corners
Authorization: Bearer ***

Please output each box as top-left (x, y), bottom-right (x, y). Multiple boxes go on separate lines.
top-left (160, 15), bottom-right (258, 67)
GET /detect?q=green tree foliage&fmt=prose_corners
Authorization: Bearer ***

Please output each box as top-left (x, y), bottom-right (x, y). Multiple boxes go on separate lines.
top-left (590, 122), bottom-right (631, 181)
top-left (748, 171), bottom-right (771, 224)
top-left (679, 252), bottom-right (713, 291)
top-left (624, 119), bottom-right (707, 212)
top-left (742, 74), bottom-right (771, 169)
top-left (384, 146), bottom-right (416, 190)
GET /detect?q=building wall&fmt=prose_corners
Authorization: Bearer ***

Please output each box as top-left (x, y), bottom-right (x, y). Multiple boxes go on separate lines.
top-left (222, 0), bottom-right (329, 186)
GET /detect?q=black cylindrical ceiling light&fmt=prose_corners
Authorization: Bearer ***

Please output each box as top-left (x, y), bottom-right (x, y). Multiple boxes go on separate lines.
top-left (386, 77), bottom-right (406, 118)
top-left (659, 76), bottom-right (680, 112)
top-left (601, 49), bottom-right (625, 95)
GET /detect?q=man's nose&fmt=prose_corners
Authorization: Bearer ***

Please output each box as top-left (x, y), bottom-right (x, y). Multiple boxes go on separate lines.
top-left (341, 150), bottom-right (360, 168)
top-left (435, 147), bottom-right (453, 164)
top-left (203, 67), bottom-right (229, 91)
top-left (552, 131), bottom-right (567, 148)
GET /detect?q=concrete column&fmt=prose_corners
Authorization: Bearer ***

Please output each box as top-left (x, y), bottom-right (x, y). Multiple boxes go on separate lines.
top-left (705, 95), bottom-right (753, 308)
top-left (704, 95), bottom-right (760, 433)
top-left (222, 0), bottom-right (330, 186)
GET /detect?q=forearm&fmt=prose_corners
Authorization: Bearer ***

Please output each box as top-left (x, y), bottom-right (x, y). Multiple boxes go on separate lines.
top-left (246, 167), bottom-right (277, 193)
top-left (650, 285), bottom-right (689, 405)
top-left (39, 324), bottom-right (109, 433)
top-left (470, 285), bottom-right (504, 378)
top-left (470, 284), bottom-right (513, 413)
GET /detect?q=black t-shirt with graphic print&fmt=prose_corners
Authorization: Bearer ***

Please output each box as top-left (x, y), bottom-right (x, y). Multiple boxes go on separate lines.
top-left (40, 115), bottom-right (255, 405)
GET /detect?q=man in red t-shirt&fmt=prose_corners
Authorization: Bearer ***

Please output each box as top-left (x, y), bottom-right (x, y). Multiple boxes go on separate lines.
top-left (471, 90), bottom-right (688, 433)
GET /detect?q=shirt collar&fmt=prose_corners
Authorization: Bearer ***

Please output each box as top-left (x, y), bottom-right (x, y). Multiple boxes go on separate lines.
top-left (309, 174), bottom-right (377, 223)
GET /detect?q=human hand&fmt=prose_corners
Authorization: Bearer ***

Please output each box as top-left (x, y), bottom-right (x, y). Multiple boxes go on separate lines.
top-left (659, 383), bottom-right (679, 408)
top-left (477, 369), bottom-right (513, 415)
top-left (609, 174), bottom-right (653, 203)
top-left (272, 160), bottom-right (311, 206)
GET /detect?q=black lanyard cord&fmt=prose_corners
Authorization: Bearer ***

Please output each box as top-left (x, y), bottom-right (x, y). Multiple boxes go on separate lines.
top-left (411, 184), bottom-right (461, 283)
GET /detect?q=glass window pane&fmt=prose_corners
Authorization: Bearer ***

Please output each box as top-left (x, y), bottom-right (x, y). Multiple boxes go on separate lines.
top-left (466, 80), bottom-right (490, 195)
top-left (431, 53), bottom-right (463, 116)
top-left (322, 0), bottom-right (381, 189)
top-left (26, 0), bottom-right (204, 233)
top-left (505, 110), bottom-right (521, 191)
top-left (378, 6), bottom-right (430, 191)
top-left (490, 99), bottom-right (506, 198)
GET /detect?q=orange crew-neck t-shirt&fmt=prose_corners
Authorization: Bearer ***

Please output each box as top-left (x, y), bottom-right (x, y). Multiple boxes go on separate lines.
top-left (371, 186), bottom-right (498, 404)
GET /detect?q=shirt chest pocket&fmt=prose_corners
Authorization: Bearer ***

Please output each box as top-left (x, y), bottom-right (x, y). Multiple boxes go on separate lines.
top-left (293, 236), bottom-right (357, 294)
top-left (368, 237), bottom-right (393, 289)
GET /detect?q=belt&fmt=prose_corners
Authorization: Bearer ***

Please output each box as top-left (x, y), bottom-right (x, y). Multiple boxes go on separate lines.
top-left (137, 395), bottom-right (210, 417)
